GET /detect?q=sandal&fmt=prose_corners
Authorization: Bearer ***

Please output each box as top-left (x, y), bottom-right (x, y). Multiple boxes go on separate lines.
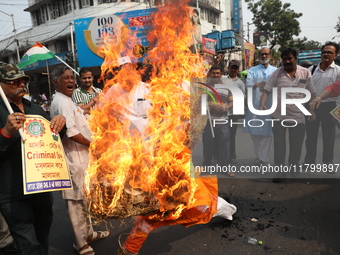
top-left (86, 231), bottom-right (110, 244)
top-left (73, 243), bottom-right (95, 255)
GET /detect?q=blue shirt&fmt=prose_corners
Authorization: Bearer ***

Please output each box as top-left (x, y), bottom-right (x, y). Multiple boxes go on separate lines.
top-left (244, 64), bottom-right (277, 136)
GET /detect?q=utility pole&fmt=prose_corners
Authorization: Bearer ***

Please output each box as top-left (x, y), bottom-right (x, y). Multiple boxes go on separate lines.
top-left (0, 10), bottom-right (20, 62)
top-left (247, 22), bottom-right (254, 42)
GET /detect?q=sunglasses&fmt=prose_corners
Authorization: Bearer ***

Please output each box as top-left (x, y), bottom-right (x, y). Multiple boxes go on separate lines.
top-left (1, 78), bottom-right (30, 87)
top-left (321, 51), bottom-right (335, 55)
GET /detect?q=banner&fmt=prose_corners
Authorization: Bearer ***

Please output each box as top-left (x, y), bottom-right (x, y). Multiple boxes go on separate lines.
top-left (202, 37), bottom-right (216, 74)
top-left (232, 0), bottom-right (240, 33)
top-left (244, 42), bottom-right (256, 69)
top-left (74, 8), bottom-right (157, 67)
top-left (21, 115), bottom-right (72, 194)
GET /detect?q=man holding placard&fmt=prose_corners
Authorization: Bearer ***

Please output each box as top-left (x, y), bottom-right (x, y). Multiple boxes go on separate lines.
top-left (0, 63), bottom-right (66, 255)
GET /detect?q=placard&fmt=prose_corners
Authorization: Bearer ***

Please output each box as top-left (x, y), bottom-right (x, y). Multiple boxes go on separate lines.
top-left (21, 115), bottom-right (72, 194)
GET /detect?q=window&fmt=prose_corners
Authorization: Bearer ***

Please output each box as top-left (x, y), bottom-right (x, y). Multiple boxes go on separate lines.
top-left (33, 6), bottom-right (48, 26)
top-left (50, 3), bottom-right (59, 19)
top-left (79, 0), bottom-right (93, 8)
top-left (54, 39), bottom-right (69, 53)
top-left (208, 10), bottom-right (219, 25)
top-left (49, 1), bottom-right (72, 19)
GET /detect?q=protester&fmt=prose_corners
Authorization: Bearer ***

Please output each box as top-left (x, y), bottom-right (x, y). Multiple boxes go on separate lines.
top-left (260, 48), bottom-right (316, 182)
top-left (202, 65), bottom-right (234, 176)
top-left (0, 63), bottom-right (65, 254)
top-left (224, 60), bottom-right (245, 164)
top-left (72, 67), bottom-right (102, 112)
top-left (304, 41), bottom-right (340, 167)
top-left (50, 66), bottom-right (109, 255)
top-left (244, 47), bottom-right (277, 165)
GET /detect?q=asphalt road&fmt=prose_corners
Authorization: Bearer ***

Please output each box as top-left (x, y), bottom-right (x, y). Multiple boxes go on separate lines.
top-left (1, 125), bottom-right (339, 255)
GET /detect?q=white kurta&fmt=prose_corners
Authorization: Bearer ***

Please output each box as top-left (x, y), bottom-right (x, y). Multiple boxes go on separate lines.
top-left (103, 81), bottom-right (151, 134)
top-left (51, 92), bottom-right (92, 200)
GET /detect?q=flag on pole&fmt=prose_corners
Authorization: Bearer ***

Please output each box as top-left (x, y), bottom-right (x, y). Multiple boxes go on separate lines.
top-left (18, 42), bottom-right (55, 69)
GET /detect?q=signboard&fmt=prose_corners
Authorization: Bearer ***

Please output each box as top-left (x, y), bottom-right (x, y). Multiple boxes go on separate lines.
top-left (202, 37), bottom-right (216, 74)
top-left (22, 115), bottom-right (72, 194)
top-left (244, 42), bottom-right (256, 69)
top-left (232, 0), bottom-right (240, 33)
top-left (74, 8), bottom-right (157, 67)
top-left (330, 104), bottom-right (340, 123)
top-left (253, 32), bottom-right (267, 46)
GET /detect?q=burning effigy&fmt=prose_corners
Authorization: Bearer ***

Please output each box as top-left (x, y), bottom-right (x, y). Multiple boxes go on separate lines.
top-left (84, 0), bottom-right (236, 254)
top-left (86, 0), bottom-right (206, 221)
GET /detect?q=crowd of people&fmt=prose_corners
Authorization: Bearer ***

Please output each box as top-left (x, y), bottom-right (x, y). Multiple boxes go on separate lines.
top-left (0, 41), bottom-right (339, 255)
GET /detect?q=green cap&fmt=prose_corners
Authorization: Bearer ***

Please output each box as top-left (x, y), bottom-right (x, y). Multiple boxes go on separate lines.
top-left (258, 240), bottom-right (263, 245)
top-left (0, 62), bottom-right (30, 81)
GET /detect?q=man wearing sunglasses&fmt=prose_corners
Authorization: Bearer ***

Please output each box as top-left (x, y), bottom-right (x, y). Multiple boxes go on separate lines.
top-left (304, 41), bottom-right (340, 169)
top-left (0, 63), bottom-right (66, 255)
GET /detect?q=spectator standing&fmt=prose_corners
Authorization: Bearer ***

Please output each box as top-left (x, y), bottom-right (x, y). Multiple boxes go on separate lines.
top-left (202, 65), bottom-right (234, 176)
top-left (50, 66), bottom-right (109, 255)
top-left (224, 60), bottom-right (245, 164)
top-left (260, 48), bottom-right (316, 182)
top-left (72, 67), bottom-right (102, 112)
top-left (244, 47), bottom-right (277, 165)
top-left (0, 63), bottom-right (65, 254)
top-left (304, 42), bottom-right (340, 167)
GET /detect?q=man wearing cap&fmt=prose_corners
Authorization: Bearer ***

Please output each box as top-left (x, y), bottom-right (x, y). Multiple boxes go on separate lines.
top-left (244, 47), bottom-right (277, 165)
top-left (0, 63), bottom-right (65, 254)
top-left (225, 60), bottom-right (245, 164)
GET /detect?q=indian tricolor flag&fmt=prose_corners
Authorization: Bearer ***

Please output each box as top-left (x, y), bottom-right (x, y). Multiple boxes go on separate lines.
top-left (18, 42), bottom-right (55, 69)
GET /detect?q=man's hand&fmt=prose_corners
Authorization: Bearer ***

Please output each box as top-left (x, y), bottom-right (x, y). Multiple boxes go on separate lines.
top-left (2, 113), bottom-right (26, 137)
top-left (209, 102), bottom-right (228, 113)
top-left (308, 111), bottom-right (316, 122)
top-left (50, 115), bottom-right (66, 133)
top-left (309, 97), bottom-right (322, 111)
top-left (254, 81), bottom-right (266, 92)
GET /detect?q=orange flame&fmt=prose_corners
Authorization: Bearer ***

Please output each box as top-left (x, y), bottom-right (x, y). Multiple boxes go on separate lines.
top-left (86, 0), bottom-right (205, 221)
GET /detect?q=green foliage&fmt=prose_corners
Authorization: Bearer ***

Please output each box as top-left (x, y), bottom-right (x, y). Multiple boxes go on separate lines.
top-left (245, 0), bottom-right (302, 50)
top-left (289, 37), bottom-right (321, 50)
top-left (335, 17), bottom-right (340, 33)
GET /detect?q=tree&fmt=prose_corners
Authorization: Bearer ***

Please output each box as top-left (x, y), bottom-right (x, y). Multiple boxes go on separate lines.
top-left (335, 17), bottom-right (340, 33)
top-left (245, 0), bottom-right (303, 50)
top-left (289, 37), bottom-right (321, 50)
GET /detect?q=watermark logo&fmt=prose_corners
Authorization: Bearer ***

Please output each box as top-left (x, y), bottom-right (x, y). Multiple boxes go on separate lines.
top-left (201, 84), bottom-right (311, 116)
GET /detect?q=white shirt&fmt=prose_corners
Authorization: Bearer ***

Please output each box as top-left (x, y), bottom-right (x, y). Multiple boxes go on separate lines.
top-left (103, 81), bottom-right (151, 134)
top-left (309, 61), bottom-right (340, 103)
top-left (51, 92), bottom-right (92, 200)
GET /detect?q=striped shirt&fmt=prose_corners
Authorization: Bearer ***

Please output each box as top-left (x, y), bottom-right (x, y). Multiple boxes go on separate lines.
top-left (72, 86), bottom-right (102, 105)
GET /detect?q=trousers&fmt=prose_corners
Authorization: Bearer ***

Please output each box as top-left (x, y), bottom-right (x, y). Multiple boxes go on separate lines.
top-left (304, 102), bottom-right (336, 164)
top-left (0, 193), bottom-right (53, 255)
top-left (203, 120), bottom-right (230, 167)
top-left (272, 120), bottom-right (305, 166)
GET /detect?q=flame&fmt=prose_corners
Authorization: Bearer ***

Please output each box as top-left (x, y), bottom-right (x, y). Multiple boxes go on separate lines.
top-left (85, 0), bottom-right (206, 221)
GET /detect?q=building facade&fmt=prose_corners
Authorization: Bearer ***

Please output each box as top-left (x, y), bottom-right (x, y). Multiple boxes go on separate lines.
top-left (0, 0), bottom-right (239, 98)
